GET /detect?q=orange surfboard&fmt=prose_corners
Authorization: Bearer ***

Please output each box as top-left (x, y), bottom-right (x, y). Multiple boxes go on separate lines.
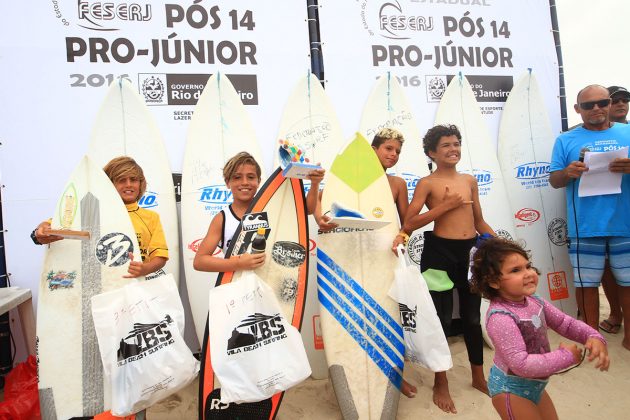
top-left (199, 167), bottom-right (309, 419)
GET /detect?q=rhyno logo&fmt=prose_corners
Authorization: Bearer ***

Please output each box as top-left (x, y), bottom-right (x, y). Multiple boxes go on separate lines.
top-left (515, 208), bottom-right (540, 223)
top-left (226, 313), bottom-right (287, 355)
top-left (515, 162), bottom-right (550, 180)
top-left (198, 185), bottom-right (233, 204)
top-left (399, 303), bottom-right (417, 333)
top-left (272, 242), bottom-right (306, 268)
top-left (471, 169), bottom-right (493, 186)
top-left (117, 314), bottom-right (175, 366)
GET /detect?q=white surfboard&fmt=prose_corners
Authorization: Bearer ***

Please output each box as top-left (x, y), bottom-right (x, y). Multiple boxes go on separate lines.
top-left (498, 71), bottom-right (577, 315)
top-left (37, 156), bottom-right (141, 419)
top-left (318, 133), bottom-right (404, 419)
top-left (274, 72), bottom-right (345, 379)
top-left (359, 72), bottom-right (431, 268)
top-left (435, 74), bottom-right (516, 347)
top-left (182, 73), bottom-right (265, 346)
top-left (87, 77), bottom-right (179, 284)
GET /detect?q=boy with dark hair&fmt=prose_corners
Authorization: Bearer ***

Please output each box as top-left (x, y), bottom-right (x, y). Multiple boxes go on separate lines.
top-left (402, 124), bottom-right (494, 413)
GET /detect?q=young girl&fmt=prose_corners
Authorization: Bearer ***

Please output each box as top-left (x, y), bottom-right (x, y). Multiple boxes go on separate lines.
top-left (470, 237), bottom-right (609, 420)
top-left (193, 152), bottom-right (266, 272)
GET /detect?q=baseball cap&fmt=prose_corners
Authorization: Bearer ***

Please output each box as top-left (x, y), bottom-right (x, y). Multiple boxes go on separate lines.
top-left (608, 86), bottom-right (630, 98)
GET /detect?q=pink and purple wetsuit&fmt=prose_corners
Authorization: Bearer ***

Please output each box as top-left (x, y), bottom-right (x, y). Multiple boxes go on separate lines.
top-left (486, 295), bottom-right (604, 405)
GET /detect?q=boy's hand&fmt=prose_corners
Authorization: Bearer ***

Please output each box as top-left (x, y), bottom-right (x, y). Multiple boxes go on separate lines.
top-left (442, 185), bottom-right (472, 210)
top-left (124, 252), bottom-right (144, 278)
top-left (559, 342), bottom-right (582, 364)
top-left (307, 167), bottom-right (325, 184)
top-left (392, 235), bottom-right (406, 255)
top-left (585, 337), bottom-right (610, 371)
top-left (237, 253), bottom-right (266, 270)
top-left (35, 221), bottom-right (64, 244)
top-left (317, 214), bottom-right (338, 232)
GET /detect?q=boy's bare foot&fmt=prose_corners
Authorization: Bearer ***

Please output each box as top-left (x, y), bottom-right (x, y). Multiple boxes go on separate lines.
top-left (433, 372), bottom-right (457, 414)
top-left (471, 364), bottom-right (489, 395)
top-left (622, 338), bottom-right (630, 351)
top-left (401, 379), bottom-right (417, 398)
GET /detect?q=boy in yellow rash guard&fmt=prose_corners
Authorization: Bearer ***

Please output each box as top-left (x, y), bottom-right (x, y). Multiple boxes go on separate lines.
top-left (33, 156), bottom-right (168, 278)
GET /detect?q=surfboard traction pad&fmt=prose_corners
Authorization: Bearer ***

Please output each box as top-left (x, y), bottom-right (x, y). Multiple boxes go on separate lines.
top-left (329, 364), bottom-right (399, 420)
top-left (39, 193), bottom-right (105, 419)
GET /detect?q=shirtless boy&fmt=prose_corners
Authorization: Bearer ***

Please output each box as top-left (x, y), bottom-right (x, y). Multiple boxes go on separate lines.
top-left (402, 124), bottom-right (494, 413)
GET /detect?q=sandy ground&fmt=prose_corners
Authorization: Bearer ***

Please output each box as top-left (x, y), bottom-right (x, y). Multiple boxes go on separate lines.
top-left (147, 289), bottom-right (628, 419)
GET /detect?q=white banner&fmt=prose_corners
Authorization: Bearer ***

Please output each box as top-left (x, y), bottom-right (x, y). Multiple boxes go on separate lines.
top-left (0, 1), bottom-right (310, 322)
top-left (318, 0), bottom-right (562, 141)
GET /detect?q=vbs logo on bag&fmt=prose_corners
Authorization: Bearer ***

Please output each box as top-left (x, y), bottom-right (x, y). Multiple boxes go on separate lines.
top-left (226, 312), bottom-right (287, 355)
top-left (399, 303), bottom-right (417, 333)
top-left (117, 314), bottom-right (175, 366)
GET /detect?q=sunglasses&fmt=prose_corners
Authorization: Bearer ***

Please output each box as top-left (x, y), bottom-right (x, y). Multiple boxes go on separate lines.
top-left (578, 99), bottom-right (611, 110)
top-left (612, 97), bottom-right (630, 105)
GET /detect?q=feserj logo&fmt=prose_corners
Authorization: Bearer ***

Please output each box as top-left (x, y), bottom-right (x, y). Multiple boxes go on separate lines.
top-left (77, 1), bottom-right (152, 31)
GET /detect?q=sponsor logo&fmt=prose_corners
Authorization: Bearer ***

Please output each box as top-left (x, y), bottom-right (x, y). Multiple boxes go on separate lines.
top-left (515, 162), bottom-right (551, 180)
top-left (470, 169), bottom-right (493, 186)
top-left (172, 173), bottom-right (181, 203)
top-left (280, 277), bottom-right (298, 302)
top-left (138, 73), bottom-right (258, 106)
top-left (378, 1), bottom-right (434, 40)
top-left (226, 313), bottom-right (287, 355)
top-left (426, 75), bottom-right (448, 101)
top-left (272, 242), bottom-right (306, 268)
top-left (319, 226), bottom-right (372, 234)
top-left (495, 229), bottom-right (513, 241)
top-left (188, 239), bottom-right (203, 253)
top-left (547, 271), bottom-right (569, 301)
top-left (145, 269), bottom-right (166, 280)
top-left (515, 208), bottom-right (540, 223)
top-left (407, 232), bottom-right (424, 265)
top-left (241, 212), bottom-right (269, 232)
top-left (547, 218), bottom-right (568, 246)
top-left (399, 303), bottom-right (417, 332)
top-left (77, 1), bottom-right (152, 31)
top-left (401, 172), bottom-right (420, 201)
top-left (308, 238), bottom-right (317, 253)
top-left (198, 185), bottom-right (232, 205)
top-left (95, 232), bottom-right (134, 267)
top-left (46, 270), bottom-right (77, 290)
top-left (372, 207), bottom-right (384, 218)
top-left (138, 191), bottom-right (158, 209)
top-left (117, 314), bottom-right (175, 366)
top-left (141, 75), bottom-right (166, 104)
top-left (427, 75), bottom-right (513, 103)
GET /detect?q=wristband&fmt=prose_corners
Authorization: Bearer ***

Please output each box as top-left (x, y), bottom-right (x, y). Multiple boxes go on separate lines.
top-left (397, 231), bottom-right (409, 245)
top-left (30, 229), bottom-right (42, 245)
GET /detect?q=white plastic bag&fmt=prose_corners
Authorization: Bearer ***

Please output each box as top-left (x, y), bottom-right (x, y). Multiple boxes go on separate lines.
top-left (388, 246), bottom-right (453, 372)
top-left (208, 271), bottom-right (311, 404)
top-left (91, 274), bottom-right (199, 416)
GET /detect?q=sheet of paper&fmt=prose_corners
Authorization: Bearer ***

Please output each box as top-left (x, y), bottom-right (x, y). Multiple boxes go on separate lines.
top-left (578, 146), bottom-right (628, 197)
